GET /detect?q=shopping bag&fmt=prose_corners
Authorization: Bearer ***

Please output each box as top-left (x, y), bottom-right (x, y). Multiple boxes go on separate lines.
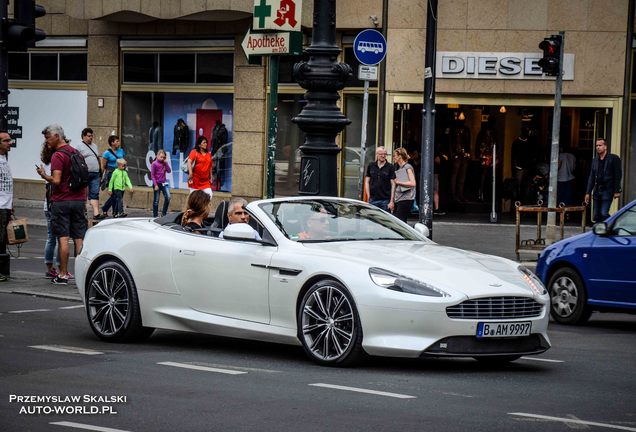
top-left (7, 218), bottom-right (28, 245)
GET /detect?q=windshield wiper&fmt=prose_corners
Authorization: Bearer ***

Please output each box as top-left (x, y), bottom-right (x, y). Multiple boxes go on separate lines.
top-left (298, 237), bottom-right (362, 243)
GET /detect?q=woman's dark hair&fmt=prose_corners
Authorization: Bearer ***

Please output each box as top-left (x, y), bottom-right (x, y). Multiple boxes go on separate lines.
top-left (108, 135), bottom-right (120, 146)
top-left (195, 136), bottom-right (208, 154)
top-left (181, 190), bottom-right (211, 226)
top-left (40, 141), bottom-right (54, 165)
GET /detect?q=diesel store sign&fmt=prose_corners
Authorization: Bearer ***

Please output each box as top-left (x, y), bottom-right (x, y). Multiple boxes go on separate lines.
top-left (437, 52), bottom-right (575, 80)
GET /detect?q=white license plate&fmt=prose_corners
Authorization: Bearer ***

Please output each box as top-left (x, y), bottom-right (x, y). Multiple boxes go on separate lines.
top-left (477, 321), bottom-right (532, 338)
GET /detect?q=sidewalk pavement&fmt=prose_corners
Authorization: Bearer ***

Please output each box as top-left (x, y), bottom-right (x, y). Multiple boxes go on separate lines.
top-left (3, 199), bottom-right (587, 303)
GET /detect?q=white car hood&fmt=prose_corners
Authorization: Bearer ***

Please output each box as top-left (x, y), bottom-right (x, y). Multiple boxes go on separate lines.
top-left (304, 241), bottom-right (534, 298)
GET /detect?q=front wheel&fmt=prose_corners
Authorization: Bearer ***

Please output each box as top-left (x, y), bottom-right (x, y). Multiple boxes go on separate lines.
top-left (298, 279), bottom-right (364, 366)
top-left (548, 267), bottom-right (592, 325)
top-left (86, 260), bottom-right (154, 342)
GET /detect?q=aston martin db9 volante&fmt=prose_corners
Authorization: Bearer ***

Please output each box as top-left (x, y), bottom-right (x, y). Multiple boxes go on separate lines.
top-left (76, 197), bottom-right (550, 366)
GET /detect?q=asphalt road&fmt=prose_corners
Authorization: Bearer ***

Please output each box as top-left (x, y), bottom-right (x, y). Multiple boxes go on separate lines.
top-left (1, 293), bottom-right (636, 432)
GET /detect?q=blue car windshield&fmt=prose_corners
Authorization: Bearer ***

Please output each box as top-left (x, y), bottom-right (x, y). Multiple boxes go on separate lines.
top-left (258, 200), bottom-right (423, 242)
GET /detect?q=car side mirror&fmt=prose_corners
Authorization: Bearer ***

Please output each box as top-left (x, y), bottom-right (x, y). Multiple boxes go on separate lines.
top-left (223, 223), bottom-right (258, 241)
top-left (414, 222), bottom-right (430, 239)
top-left (592, 222), bottom-right (609, 236)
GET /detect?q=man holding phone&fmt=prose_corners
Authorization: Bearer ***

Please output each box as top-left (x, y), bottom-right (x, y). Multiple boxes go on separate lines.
top-left (0, 131), bottom-right (14, 282)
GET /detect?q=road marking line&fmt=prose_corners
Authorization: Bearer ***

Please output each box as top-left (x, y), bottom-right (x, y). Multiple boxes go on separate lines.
top-left (520, 356), bottom-right (565, 363)
top-left (50, 421), bottom-right (131, 432)
top-left (309, 383), bottom-right (416, 399)
top-left (157, 361), bottom-right (247, 375)
top-left (29, 345), bottom-right (104, 355)
top-left (59, 305), bottom-right (84, 310)
top-left (8, 308), bottom-right (52, 314)
top-left (509, 413), bottom-right (636, 431)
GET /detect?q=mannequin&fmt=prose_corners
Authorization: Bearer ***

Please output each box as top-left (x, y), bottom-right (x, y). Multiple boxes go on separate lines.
top-left (449, 119), bottom-right (471, 202)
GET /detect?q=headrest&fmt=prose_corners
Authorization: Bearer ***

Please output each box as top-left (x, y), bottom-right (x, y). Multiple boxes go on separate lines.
top-left (212, 200), bottom-right (230, 229)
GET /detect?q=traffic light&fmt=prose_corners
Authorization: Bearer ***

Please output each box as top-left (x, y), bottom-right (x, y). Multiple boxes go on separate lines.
top-left (538, 35), bottom-right (561, 76)
top-left (3, 0), bottom-right (46, 51)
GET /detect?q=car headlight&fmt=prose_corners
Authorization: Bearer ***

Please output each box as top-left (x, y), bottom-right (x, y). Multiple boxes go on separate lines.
top-left (369, 267), bottom-right (449, 297)
top-left (518, 265), bottom-right (547, 295)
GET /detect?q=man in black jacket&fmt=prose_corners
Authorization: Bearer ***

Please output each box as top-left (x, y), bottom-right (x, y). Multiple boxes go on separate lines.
top-left (585, 137), bottom-right (622, 222)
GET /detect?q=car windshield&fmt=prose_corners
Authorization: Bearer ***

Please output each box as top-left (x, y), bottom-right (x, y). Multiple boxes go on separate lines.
top-left (258, 199), bottom-right (422, 242)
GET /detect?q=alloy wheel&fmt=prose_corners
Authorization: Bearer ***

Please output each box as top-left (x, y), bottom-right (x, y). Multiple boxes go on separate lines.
top-left (550, 275), bottom-right (578, 318)
top-left (87, 266), bottom-right (130, 337)
top-left (301, 285), bottom-right (355, 362)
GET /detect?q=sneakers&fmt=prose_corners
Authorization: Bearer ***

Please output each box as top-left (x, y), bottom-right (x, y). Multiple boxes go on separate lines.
top-left (51, 275), bottom-right (69, 285)
top-left (64, 272), bottom-right (74, 280)
top-left (0, 274), bottom-right (7, 282)
top-left (116, 213), bottom-right (127, 218)
top-left (45, 269), bottom-right (59, 279)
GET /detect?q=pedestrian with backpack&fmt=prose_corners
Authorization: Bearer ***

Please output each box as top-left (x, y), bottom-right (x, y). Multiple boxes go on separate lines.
top-left (99, 135), bottom-right (125, 218)
top-left (36, 124), bottom-right (88, 285)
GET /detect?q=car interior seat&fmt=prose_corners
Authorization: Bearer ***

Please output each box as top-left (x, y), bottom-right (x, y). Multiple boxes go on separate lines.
top-left (211, 200), bottom-right (230, 229)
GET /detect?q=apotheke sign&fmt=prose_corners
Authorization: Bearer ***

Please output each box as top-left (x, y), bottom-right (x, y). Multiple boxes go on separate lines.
top-left (436, 51), bottom-right (575, 80)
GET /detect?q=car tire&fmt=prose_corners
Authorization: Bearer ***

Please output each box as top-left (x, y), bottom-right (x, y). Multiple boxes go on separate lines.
top-left (86, 260), bottom-right (154, 342)
top-left (547, 267), bottom-right (592, 325)
top-left (298, 279), bottom-right (364, 366)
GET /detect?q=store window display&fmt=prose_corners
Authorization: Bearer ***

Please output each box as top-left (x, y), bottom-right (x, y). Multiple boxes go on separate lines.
top-left (122, 92), bottom-right (233, 193)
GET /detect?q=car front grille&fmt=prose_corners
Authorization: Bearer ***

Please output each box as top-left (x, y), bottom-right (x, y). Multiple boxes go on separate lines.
top-left (446, 296), bottom-right (543, 320)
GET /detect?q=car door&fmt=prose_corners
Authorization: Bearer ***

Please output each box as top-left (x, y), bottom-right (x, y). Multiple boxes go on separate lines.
top-left (171, 232), bottom-right (275, 324)
top-left (585, 203), bottom-right (636, 305)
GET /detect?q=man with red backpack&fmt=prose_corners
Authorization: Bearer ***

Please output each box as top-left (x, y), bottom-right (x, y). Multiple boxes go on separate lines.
top-left (36, 124), bottom-right (88, 285)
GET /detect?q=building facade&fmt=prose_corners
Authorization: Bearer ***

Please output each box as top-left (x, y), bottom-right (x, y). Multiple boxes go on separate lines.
top-left (8, 0), bottom-right (635, 212)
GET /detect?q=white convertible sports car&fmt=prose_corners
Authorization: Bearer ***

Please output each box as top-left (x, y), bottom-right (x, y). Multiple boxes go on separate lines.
top-left (76, 197), bottom-right (551, 366)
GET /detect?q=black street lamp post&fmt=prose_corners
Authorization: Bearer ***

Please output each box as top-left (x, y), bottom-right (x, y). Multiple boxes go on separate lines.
top-left (292, 0), bottom-right (351, 196)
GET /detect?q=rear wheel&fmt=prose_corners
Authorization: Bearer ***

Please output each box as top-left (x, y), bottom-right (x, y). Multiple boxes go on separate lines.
top-left (298, 279), bottom-right (364, 366)
top-left (86, 260), bottom-right (154, 342)
top-left (548, 267), bottom-right (592, 325)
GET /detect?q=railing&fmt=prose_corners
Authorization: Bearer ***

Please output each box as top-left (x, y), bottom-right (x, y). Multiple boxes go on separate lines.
top-left (515, 201), bottom-right (587, 260)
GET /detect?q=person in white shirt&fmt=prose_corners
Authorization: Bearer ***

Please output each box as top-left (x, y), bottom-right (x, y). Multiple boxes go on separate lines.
top-left (0, 131), bottom-right (14, 281)
top-left (73, 128), bottom-right (102, 220)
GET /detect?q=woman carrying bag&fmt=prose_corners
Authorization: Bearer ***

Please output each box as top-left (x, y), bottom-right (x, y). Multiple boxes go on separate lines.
top-left (392, 147), bottom-right (416, 223)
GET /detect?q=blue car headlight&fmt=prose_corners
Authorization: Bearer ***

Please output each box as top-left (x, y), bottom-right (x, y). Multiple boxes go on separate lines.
top-left (518, 265), bottom-right (547, 295)
top-left (369, 267), bottom-right (449, 297)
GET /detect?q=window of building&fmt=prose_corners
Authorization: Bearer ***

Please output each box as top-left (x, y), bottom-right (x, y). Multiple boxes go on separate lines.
top-left (8, 51), bottom-right (87, 82)
top-left (122, 52), bottom-right (233, 84)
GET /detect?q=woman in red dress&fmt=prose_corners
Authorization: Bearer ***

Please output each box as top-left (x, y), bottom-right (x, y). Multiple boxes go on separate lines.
top-left (187, 136), bottom-right (213, 197)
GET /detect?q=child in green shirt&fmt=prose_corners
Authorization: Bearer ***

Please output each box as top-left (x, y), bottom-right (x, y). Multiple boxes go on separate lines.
top-left (108, 158), bottom-right (133, 218)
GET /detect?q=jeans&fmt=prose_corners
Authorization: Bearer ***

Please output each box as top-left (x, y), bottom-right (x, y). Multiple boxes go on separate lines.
top-left (153, 184), bottom-right (171, 217)
top-left (87, 172), bottom-right (100, 200)
top-left (44, 210), bottom-right (59, 266)
top-left (593, 196), bottom-right (612, 223)
top-left (112, 190), bottom-right (124, 215)
top-left (369, 199), bottom-right (389, 212)
top-left (101, 170), bottom-right (114, 214)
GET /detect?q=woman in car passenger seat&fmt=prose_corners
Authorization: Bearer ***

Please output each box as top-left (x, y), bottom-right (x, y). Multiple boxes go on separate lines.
top-left (181, 190), bottom-right (211, 233)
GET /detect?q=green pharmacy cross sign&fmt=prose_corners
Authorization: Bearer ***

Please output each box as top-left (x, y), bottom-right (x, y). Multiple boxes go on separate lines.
top-left (254, 0), bottom-right (271, 28)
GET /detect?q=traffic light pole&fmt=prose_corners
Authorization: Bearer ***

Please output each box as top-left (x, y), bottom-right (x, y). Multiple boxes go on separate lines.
top-left (0, 0), bottom-right (9, 130)
top-left (546, 32), bottom-right (565, 243)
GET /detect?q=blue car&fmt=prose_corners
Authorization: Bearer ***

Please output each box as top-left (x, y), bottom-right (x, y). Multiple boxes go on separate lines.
top-left (536, 199), bottom-right (636, 324)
